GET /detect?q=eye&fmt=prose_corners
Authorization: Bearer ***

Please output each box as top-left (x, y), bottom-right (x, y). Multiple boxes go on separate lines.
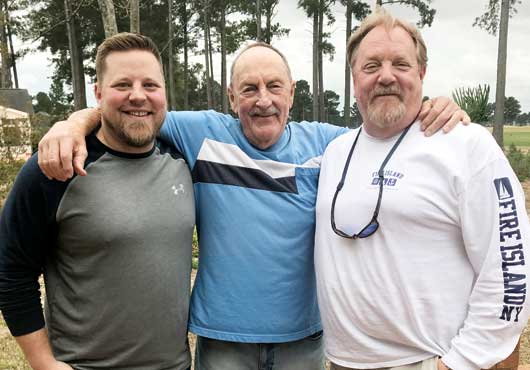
top-left (394, 61), bottom-right (411, 70)
top-left (113, 82), bottom-right (131, 89)
top-left (268, 83), bottom-right (283, 91)
top-left (242, 86), bottom-right (257, 93)
top-left (144, 82), bottom-right (160, 90)
top-left (363, 63), bottom-right (379, 73)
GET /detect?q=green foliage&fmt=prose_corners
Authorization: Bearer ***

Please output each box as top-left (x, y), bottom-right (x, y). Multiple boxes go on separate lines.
top-left (349, 101), bottom-right (362, 128)
top-left (504, 96), bottom-right (522, 123)
top-left (474, 0), bottom-right (520, 35)
top-left (516, 113), bottom-right (530, 126)
top-left (505, 143), bottom-right (530, 181)
top-left (0, 159), bottom-right (24, 209)
top-left (452, 84), bottom-right (491, 124)
top-left (0, 119), bottom-right (29, 161)
top-left (381, 0), bottom-right (436, 27)
top-left (323, 89), bottom-right (341, 123)
top-left (291, 79), bottom-right (313, 122)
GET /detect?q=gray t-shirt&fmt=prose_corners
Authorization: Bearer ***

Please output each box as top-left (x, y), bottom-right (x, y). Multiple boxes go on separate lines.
top-left (0, 133), bottom-right (195, 370)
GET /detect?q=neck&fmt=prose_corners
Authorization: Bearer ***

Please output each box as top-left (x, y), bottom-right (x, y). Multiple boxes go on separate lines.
top-left (363, 108), bottom-right (420, 139)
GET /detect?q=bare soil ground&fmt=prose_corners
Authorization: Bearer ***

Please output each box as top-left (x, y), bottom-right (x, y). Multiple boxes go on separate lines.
top-left (2, 183), bottom-right (530, 369)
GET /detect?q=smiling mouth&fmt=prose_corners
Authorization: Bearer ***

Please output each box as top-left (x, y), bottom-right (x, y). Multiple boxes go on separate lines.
top-left (123, 111), bottom-right (152, 117)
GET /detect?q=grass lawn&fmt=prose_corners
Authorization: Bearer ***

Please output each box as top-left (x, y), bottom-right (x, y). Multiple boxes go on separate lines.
top-left (490, 125), bottom-right (530, 150)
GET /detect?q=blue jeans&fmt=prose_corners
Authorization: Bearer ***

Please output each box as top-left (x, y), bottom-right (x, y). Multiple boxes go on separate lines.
top-left (194, 331), bottom-right (325, 370)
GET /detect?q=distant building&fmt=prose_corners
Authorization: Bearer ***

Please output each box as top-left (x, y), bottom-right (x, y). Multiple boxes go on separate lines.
top-left (0, 89), bottom-right (33, 161)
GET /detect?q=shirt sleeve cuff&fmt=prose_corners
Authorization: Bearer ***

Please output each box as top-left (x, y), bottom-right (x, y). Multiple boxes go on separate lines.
top-left (4, 309), bottom-right (45, 337)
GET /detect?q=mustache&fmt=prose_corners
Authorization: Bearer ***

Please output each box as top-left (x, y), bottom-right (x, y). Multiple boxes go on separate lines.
top-left (370, 85), bottom-right (402, 100)
top-left (250, 107), bottom-right (279, 117)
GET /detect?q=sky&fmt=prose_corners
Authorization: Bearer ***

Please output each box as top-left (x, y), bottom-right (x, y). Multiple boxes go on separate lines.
top-left (13, 0), bottom-right (530, 113)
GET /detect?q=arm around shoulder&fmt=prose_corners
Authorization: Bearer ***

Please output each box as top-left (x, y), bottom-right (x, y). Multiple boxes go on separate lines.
top-left (38, 108), bottom-right (100, 181)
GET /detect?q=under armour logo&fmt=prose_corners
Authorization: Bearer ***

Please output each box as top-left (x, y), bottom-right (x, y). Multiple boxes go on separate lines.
top-left (171, 184), bottom-right (185, 195)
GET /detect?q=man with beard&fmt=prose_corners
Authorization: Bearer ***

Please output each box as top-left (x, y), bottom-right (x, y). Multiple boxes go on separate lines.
top-left (0, 33), bottom-right (195, 370)
top-left (315, 9), bottom-right (530, 370)
top-left (36, 41), bottom-right (467, 369)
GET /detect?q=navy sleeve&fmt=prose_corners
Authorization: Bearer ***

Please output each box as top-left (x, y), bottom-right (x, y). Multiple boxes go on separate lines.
top-left (0, 155), bottom-right (68, 336)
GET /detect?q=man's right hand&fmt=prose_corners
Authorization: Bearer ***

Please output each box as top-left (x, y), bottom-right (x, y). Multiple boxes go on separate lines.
top-left (39, 360), bottom-right (75, 370)
top-left (15, 329), bottom-right (74, 370)
top-left (38, 108), bottom-right (100, 181)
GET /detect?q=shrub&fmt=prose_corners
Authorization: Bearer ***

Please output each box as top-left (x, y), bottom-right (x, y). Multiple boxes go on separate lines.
top-left (0, 160), bottom-right (24, 209)
top-left (506, 144), bottom-right (530, 181)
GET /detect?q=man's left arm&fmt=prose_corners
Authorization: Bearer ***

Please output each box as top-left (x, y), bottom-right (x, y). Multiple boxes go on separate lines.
top-left (441, 155), bottom-right (530, 370)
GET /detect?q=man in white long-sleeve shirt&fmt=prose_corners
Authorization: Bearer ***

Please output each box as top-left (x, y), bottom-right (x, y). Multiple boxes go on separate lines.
top-left (314, 8), bottom-right (530, 370)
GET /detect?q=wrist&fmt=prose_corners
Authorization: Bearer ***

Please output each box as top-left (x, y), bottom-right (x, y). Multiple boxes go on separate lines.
top-left (28, 353), bottom-right (57, 370)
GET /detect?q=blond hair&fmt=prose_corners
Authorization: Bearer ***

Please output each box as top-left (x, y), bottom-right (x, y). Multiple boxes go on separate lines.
top-left (346, 8), bottom-right (428, 69)
top-left (95, 32), bottom-right (163, 82)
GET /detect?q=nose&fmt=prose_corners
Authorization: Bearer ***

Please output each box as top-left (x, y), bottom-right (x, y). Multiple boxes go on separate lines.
top-left (255, 87), bottom-right (272, 108)
top-left (129, 84), bottom-right (147, 104)
top-left (377, 62), bottom-right (397, 86)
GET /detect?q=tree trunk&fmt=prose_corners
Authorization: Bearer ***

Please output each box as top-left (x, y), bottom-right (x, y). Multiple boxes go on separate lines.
top-left (202, 1), bottom-right (213, 109)
top-left (182, 2), bottom-right (189, 109)
top-left (130, 0), bottom-right (140, 33)
top-left (168, 0), bottom-right (175, 110)
top-left (6, 3), bottom-right (17, 89)
top-left (220, 2), bottom-right (228, 113)
top-left (318, 0), bottom-right (324, 122)
top-left (208, 22), bottom-right (215, 108)
top-left (64, 0), bottom-right (86, 110)
top-left (0, 3), bottom-right (12, 88)
top-left (312, 10), bottom-right (319, 121)
top-left (97, 0), bottom-right (118, 37)
top-left (256, 0), bottom-right (262, 41)
top-left (343, 1), bottom-right (352, 125)
top-left (493, 0), bottom-right (509, 148)
top-left (265, 6), bottom-right (272, 43)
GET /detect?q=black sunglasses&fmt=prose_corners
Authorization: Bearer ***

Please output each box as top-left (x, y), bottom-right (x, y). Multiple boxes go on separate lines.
top-left (330, 122), bottom-right (413, 239)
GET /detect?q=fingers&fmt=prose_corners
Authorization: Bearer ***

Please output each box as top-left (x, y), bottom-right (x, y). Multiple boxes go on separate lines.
top-left (37, 120), bottom-right (87, 181)
top-left (461, 110), bottom-right (471, 125)
top-left (73, 144), bottom-right (88, 177)
top-left (38, 140), bottom-right (52, 180)
top-left (38, 135), bottom-right (63, 180)
top-left (418, 99), bottom-right (433, 125)
top-left (58, 137), bottom-right (74, 180)
top-left (423, 98), bottom-right (455, 136)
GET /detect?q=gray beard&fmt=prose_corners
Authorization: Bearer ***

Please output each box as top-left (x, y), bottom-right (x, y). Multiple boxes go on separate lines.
top-left (366, 100), bottom-right (406, 129)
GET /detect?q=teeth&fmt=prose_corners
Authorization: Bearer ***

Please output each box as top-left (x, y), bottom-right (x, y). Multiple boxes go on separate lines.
top-left (127, 111), bottom-right (149, 117)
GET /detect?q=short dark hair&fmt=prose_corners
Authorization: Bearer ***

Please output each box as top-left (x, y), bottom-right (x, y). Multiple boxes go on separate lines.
top-left (95, 32), bottom-right (163, 82)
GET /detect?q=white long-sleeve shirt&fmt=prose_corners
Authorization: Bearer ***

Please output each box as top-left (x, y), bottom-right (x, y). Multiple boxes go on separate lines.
top-left (315, 122), bottom-right (530, 370)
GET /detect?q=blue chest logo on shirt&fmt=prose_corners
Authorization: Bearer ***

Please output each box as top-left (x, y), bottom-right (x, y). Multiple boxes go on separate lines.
top-left (370, 169), bottom-right (404, 188)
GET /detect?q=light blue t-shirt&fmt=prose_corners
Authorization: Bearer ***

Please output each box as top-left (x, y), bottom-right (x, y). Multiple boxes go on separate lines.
top-left (160, 110), bottom-right (347, 342)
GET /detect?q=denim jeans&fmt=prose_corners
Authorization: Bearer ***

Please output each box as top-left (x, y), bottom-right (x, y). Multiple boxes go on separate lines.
top-left (194, 331), bottom-right (325, 370)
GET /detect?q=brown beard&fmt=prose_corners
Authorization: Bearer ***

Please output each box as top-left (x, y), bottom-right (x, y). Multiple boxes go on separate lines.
top-left (103, 115), bottom-right (161, 148)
